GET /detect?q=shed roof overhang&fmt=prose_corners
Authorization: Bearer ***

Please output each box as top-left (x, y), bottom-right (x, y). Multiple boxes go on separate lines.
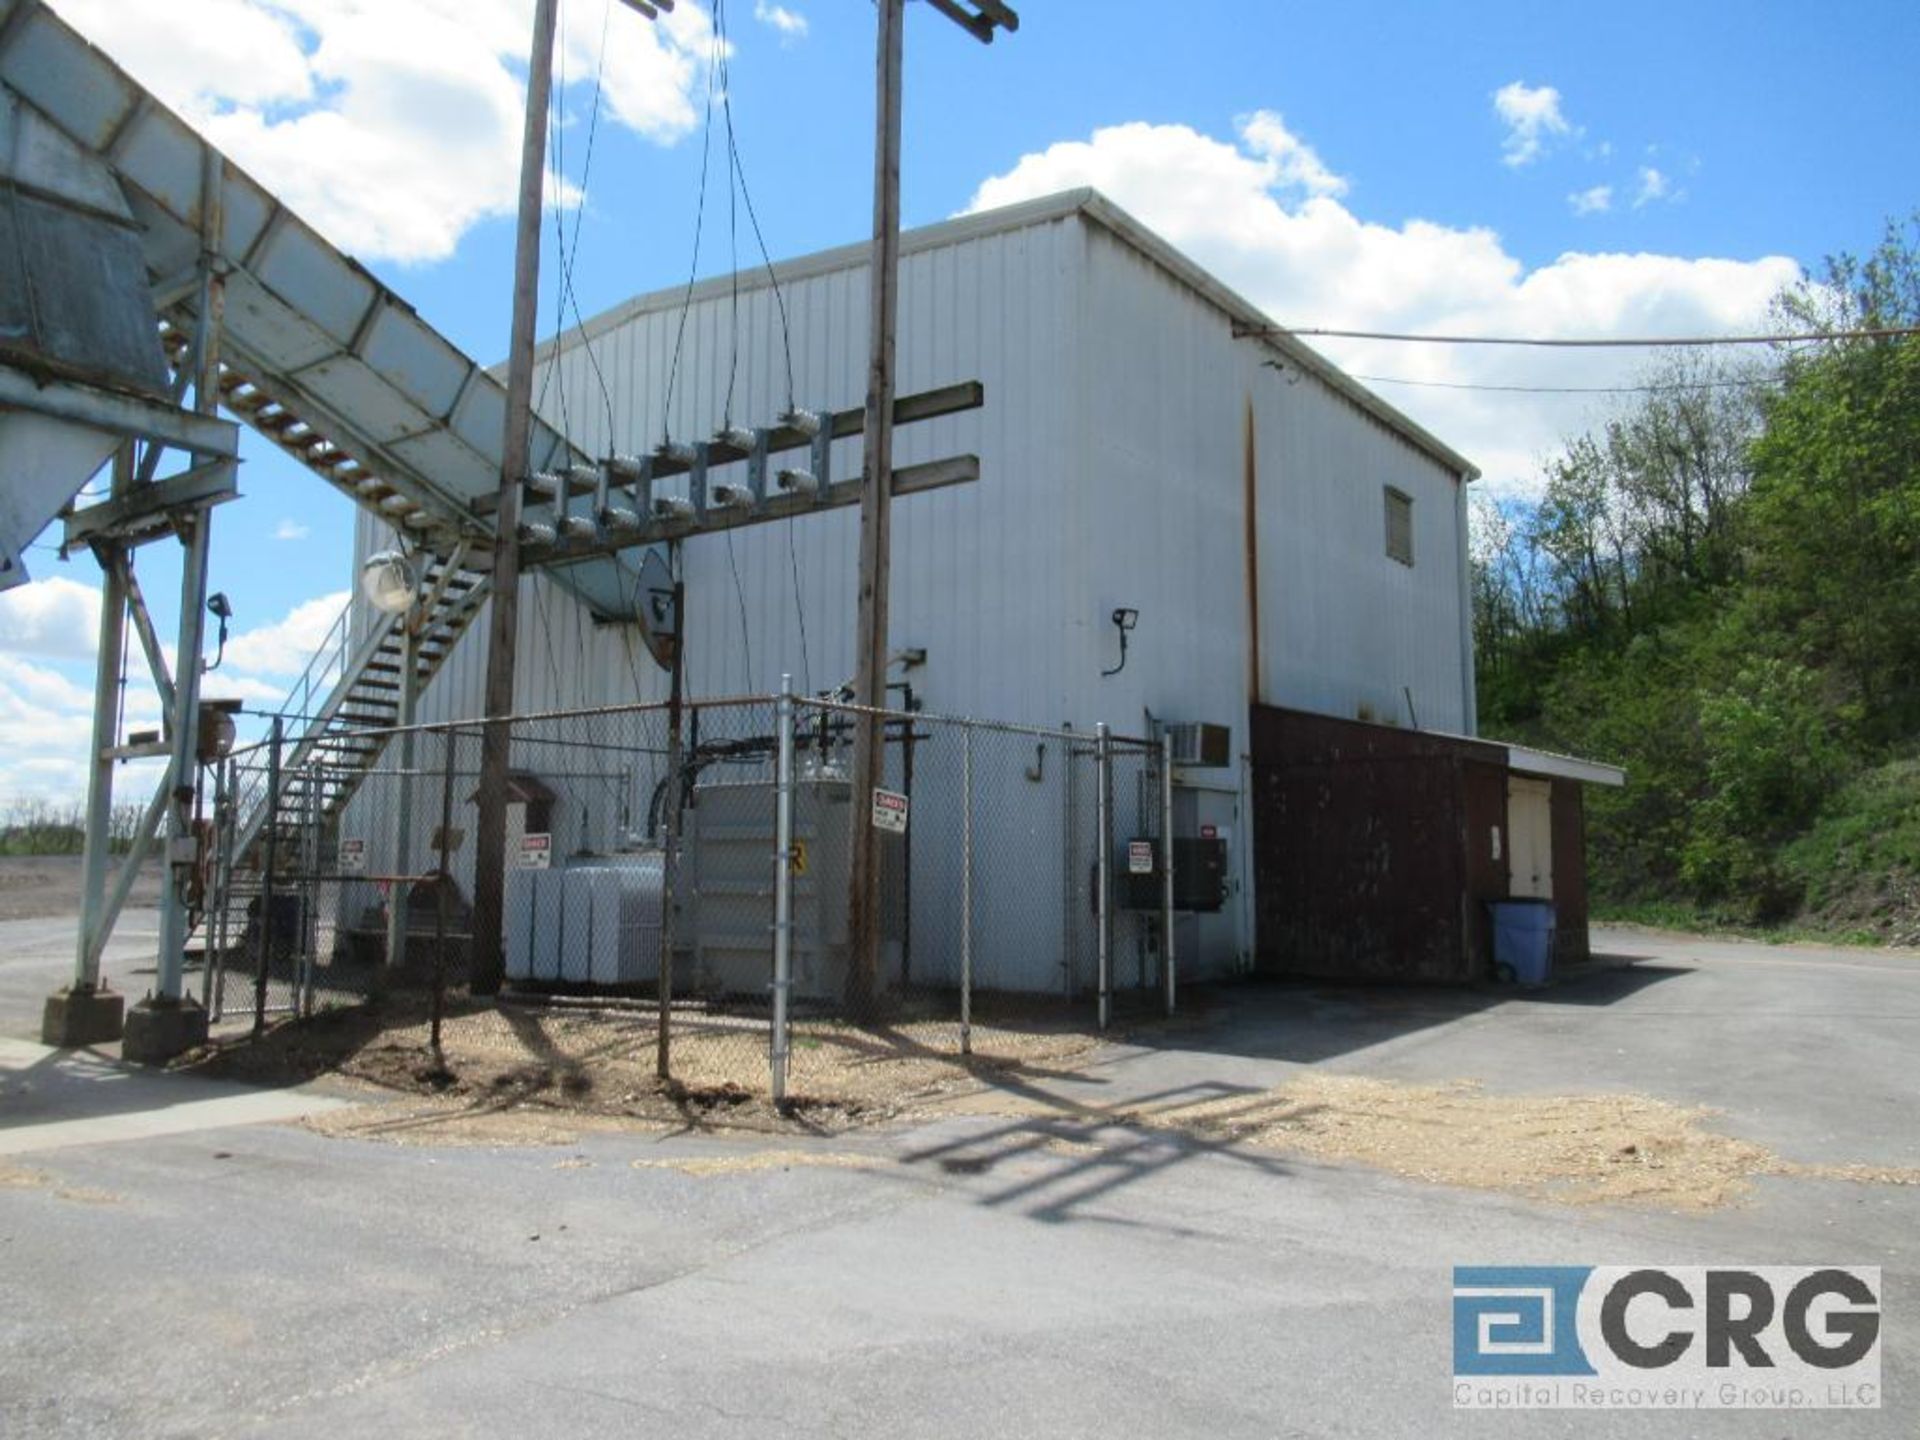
top-left (1506, 745), bottom-right (1627, 788)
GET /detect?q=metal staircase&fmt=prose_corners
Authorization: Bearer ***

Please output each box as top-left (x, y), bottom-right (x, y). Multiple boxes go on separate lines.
top-left (228, 552), bottom-right (488, 871)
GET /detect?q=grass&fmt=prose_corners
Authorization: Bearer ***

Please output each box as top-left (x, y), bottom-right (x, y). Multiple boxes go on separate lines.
top-left (1591, 897), bottom-right (1885, 948)
top-left (1595, 752), bottom-right (1920, 949)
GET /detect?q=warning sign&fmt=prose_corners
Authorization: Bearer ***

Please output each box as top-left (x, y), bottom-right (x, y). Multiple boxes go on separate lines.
top-left (871, 788), bottom-right (909, 835)
top-left (517, 833), bottom-right (552, 869)
top-left (339, 837), bottom-right (366, 873)
top-left (1127, 840), bottom-right (1155, 875)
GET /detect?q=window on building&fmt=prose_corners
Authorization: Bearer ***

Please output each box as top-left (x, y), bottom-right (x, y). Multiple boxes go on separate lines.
top-left (1383, 486), bottom-right (1414, 566)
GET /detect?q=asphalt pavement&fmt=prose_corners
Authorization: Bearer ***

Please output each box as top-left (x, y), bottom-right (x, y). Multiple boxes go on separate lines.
top-left (2, 920), bottom-right (1916, 1438)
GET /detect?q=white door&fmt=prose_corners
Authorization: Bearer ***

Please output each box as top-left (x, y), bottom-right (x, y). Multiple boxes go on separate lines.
top-left (1507, 777), bottom-right (1553, 899)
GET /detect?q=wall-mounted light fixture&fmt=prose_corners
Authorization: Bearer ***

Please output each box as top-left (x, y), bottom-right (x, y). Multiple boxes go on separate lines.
top-left (360, 549), bottom-right (417, 616)
top-left (1102, 607), bottom-right (1139, 678)
top-left (204, 592), bottom-right (233, 672)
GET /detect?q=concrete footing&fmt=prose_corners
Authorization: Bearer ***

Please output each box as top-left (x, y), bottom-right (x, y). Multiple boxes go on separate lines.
top-left (121, 996), bottom-right (209, 1066)
top-left (40, 986), bottom-right (127, 1047)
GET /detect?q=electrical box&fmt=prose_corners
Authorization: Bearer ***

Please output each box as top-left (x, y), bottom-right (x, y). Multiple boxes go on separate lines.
top-left (1167, 722), bottom-right (1232, 768)
top-left (1115, 836), bottom-right (1229, 913)
top-left (1173, 837), bottom-right (1229, 913)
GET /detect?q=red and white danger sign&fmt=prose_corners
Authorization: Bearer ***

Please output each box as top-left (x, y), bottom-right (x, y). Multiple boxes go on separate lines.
top-left (870, 788), bottom-right (910, 835)
top-left (517, 833), bottom-right (552, 869)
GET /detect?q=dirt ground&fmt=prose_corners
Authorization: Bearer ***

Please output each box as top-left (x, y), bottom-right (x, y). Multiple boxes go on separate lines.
top-left (178, 987), bottom-right (1920, 1213)
top-left (184, 991), bottom-right (1104, 1140)
top-left (0, 854), bottom-right (162, 922)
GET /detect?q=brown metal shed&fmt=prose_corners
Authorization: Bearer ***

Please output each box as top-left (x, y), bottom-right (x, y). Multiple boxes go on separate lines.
top-left (1248, 705), bottom-right (1613, 983)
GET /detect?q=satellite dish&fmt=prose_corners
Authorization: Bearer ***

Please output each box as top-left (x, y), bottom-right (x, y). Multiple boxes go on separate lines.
top-left (360, 550), bottom-right (416, 615)
top-left (634, 546), bottom-right (678, 670)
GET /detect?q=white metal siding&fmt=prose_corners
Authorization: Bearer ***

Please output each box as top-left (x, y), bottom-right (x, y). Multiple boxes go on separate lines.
top-left (346, 198), bottom-right (1479, 988)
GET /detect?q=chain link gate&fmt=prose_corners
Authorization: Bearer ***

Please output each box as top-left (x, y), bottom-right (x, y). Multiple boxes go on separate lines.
top-left (194, 690), bottom-right (1178, 1101)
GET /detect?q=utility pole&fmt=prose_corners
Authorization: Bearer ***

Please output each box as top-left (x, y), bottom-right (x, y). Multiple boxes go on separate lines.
top-left (846, 0), bottom-right (1016, 1008)
top-left (845, 0), bottom-right (906, 1009)
top-left (471, 0), bottom-right (561, 996)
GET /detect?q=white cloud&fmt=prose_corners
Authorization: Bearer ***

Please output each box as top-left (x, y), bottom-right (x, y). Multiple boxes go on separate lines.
top-left (52, 0), bottom-right (718, 264)
top-left (0, 576), bottom-right (101, 660)
top-left (1634, 165), bottom-right (1677, 208)
top-left (0, 588), bottom-right (351, 804)
top-left (1493, 81), bottom-right (1573, 167)
top-left (220, 590), bottom-right (352, 676)
top-left (1239, 110), bottom-right (1348, 198)
top-left (1568, 184), bottom-right (1613, 216)
top-left (272, 518), bottom-right (312, 541)
top-left (967, 119), bottom-right (1799, 499)
top-left (753, 1), bottom-right (807, 40)
top-left (0, 654), bottom-right (109, 805)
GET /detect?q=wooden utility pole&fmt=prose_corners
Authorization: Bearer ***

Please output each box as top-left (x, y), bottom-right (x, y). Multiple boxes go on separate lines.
top-left (845, 0), bottom-right (907, 1008)
top-left (471, 0), bottom-right (560, 996)
top-left (846, 0), bottom-right (1014, 1007)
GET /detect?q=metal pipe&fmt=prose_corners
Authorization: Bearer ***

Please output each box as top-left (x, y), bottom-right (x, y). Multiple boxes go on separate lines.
top-left (961, 723), bottom-right (973, 1054)
top-left (1161, 732), bottom-right (1176, 1016)
top-left (154, 505), bottom-right (213, 1002)
top-left (301, 760), bottom-right (319, 1018)
top-left (431, 727), bottom-right (455, 1061)
top-left (656, 570), bottom-right (685, 1079)
top-left (771, 674), bottom-right (795, 1103)
top-left (1455, 477), bottom-right (1479, 735)
top-left (386, 621), bottom-right (419, 970)
top-left (254, 715), bottom-right (282, 1034)
top-left (73, 457), bottom-right (132, 990)
top-left (1095, 721), bottom-right (1112, 1030)
top-left (209, 754), bottom-right (235, 1018)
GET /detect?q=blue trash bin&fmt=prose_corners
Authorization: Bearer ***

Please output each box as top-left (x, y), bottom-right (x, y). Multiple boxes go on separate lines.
top-left (1489, 899), bottom-right (1556, 986)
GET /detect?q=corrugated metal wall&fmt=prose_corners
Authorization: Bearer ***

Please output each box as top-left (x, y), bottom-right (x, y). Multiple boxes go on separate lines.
top-left (345, 197), bottom-right (1480, 987)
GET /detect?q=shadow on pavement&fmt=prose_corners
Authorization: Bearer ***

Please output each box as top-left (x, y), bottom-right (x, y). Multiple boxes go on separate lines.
top-left (1108, 959), bottom-right (1694, 1067)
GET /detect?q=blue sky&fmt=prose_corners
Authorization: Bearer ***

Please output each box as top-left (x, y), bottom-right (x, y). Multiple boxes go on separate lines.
top-left (3, 0), bottom-right (1916, 802)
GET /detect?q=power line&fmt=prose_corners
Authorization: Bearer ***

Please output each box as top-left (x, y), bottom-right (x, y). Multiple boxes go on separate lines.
top-left (1236, 323), bottom-right (1920, 348)
top-left (662, 15), bottom-right (719, 443)
top-left (1350, 372), bottom-right (1782, 397)
top-left (548, 0), bottom-right (619, 442)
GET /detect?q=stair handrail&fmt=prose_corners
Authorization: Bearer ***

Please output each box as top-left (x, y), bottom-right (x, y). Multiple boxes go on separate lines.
top-left (229, 602), bottom-right (403, 864)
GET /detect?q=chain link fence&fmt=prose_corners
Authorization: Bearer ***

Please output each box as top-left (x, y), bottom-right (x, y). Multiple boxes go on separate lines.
top-left (198, 690), bottom-right (1177, 1107)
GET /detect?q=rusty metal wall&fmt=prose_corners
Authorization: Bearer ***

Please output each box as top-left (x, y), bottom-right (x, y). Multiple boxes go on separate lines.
top-left (1550, 777), bottom-right (1591, 967)
top-left (1249, 705), bottom-right (1508, 983)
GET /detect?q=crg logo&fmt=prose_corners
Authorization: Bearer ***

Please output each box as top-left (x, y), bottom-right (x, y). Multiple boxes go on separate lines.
top-left (1453, 1266), bottom-right (1881, 1409)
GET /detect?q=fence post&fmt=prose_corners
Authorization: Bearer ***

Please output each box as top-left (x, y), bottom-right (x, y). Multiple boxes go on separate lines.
top-left (301, 760), bottom-right (320, 1018)
top-left (961, 722), bottom-right (973, 1055)
top-left (658, 677), bottom-right (684, 1080)
top-left (1095, 721), bottom-right (1112, 1031)
top-left (203, 755), bottom-right (228, 1014)
top-left (771, 676), bottom-right (795, 1103)
top-left (253, 714), bottom-right (282, 1035)
top-left (430, 726), bottom-right (454, 1064)
top-left (1161, 732), bottom-right (1177, 1016)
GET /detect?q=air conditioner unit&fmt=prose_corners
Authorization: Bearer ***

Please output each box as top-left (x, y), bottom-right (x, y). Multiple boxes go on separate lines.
top-left (1166, 722), bottom-right (1231, 768)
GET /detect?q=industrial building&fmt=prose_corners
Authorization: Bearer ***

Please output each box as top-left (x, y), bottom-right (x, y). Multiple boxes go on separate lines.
top-left (2, 0), bottom-right (1618, 1037)
top-left (347, 188), bottom-right (1621, 988)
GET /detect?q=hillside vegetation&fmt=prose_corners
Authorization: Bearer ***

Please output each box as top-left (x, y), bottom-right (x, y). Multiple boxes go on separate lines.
top-left (1475, 216), bottom-right (1920, 944)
